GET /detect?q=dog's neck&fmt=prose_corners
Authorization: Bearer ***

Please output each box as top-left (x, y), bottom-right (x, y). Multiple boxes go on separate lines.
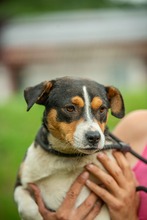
top-left (35, 126), bottom-right (87, 157)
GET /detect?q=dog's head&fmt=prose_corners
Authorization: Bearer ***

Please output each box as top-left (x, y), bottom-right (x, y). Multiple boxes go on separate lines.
top-left (24, 77), bottom-right (125, 155)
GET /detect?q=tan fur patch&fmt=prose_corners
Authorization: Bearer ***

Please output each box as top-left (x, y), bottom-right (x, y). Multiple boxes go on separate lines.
top-left (98, 122), bottom-right (106, 132)
top-left (91, 97), bottom-right (103, 110)
top-left (107, 86), bottom-right (122, 114)
top-left (37, 81), bottom-right (53, 104)
top-left (71, 96), bottom-right (84, 108)
top-left (47, 109), bottom-right (82, 144)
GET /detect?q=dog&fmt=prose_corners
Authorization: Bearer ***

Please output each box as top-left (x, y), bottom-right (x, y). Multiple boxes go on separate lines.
top-left (14, 76), bottom-right (125, 220)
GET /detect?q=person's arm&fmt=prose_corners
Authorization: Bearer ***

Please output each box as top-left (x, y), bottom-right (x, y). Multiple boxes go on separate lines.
top-left (29, 172), bottom-right (102, 220)
top-left (85, 151), bottom-right (139, 220)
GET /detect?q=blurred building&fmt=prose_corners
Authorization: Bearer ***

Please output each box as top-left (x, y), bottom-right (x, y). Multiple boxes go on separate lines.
top-left (0, 9), bottom-right (147, 102)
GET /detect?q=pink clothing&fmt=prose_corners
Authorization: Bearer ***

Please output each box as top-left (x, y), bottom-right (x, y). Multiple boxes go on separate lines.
top-left (133, 145), bottom-right (147, 220)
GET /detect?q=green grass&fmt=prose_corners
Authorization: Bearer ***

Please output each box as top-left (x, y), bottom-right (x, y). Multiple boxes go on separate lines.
top-left (0, 88), bottom-right (146, 219)
top-left (0, 94), bottom-right (43, 220)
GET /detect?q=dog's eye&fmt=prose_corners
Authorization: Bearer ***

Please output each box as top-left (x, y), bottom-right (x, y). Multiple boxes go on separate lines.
top-left (99, 106), bottom-right (107, 113)
top-left (65, 105), bottom-right (76, 112)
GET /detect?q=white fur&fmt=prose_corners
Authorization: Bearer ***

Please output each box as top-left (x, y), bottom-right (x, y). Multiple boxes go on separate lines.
top-left (73, 86), bottom-right (105, 151)
top-left (74, 120), bottom-right (105, 151)
top-left (14, 142), bottom-right (113, 220)
top-left (83, 86), bottom-right (92, 121)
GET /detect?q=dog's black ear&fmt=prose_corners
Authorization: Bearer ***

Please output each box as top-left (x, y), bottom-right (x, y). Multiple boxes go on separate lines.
top-left (105, 86), bottom-right (125, 118)
top-left (24, 81), bottom-right (53, 111)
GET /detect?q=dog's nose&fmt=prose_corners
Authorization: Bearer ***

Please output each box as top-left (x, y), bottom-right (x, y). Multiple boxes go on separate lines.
top-left (85, 131), bottom-right (100, 145)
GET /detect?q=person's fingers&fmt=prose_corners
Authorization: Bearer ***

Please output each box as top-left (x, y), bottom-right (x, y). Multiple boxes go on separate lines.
top-left (28, 184), bottom-right (43, 206)
top-left (85, 163), bottom-right (120, 195)
top-left (98, 152), bottom-right (127, 187)
top-left (113, 151), bottom-right (134, 181)
top-left (85, 199), bottom-right (103, 220)
top-left (77, 192), bottom-right (98, 218)
top-left (85, 179), bottom-right (118, 208)
top-left (96, 152), bottom-right (129, 188)
top-left (28, 183), bottom-right (39, 196)
top-left (59, 171), bottom-right (89, 210)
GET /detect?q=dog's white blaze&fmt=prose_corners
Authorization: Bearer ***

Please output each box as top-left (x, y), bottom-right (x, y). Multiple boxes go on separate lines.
top-left (83, 86), bottom-right (92, 121)
top-left (73, 86), bottom-right (105, 150)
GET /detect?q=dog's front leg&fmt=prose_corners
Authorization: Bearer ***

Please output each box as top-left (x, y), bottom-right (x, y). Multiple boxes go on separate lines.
top-left (14, 186), bottom-right (43, 220)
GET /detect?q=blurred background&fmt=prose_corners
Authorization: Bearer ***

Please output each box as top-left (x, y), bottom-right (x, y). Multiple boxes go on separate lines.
top-left (0, 0), bottom-right (147, 219)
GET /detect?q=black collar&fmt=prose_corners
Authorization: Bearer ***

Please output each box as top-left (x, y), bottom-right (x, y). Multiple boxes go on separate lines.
top-left (35, 126), bottom-right (147, 193)
top-left (35, 126), bottom-right (87, 157)
top-left (35, 126), bottom-right (147, 163)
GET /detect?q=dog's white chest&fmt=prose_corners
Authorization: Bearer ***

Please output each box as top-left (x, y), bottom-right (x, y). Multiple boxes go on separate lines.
top-left (37, 168), bottom-right (110, 220)
top-left (37, 170), bottom-right (85, 210)
top-left (21, 144), bottom-right (112, 220)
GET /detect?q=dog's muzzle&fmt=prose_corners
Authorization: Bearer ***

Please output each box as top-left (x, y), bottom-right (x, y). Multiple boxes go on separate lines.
top-left (73, 121), bottom-right (105, 153)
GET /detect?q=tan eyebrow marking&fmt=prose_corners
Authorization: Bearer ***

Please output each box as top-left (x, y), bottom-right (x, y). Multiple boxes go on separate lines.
top-left (71, 96), bottom-right (84, 107)
top-left (91, 97), bottom-right (103, 110)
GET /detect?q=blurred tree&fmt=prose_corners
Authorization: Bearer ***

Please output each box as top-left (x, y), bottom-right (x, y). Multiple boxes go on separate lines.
top-left (0, 0), bottom-right (146, 17)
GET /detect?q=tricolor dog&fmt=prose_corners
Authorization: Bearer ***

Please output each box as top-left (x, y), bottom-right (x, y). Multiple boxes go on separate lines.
top-left (14, 77), bottom-right (125, 220)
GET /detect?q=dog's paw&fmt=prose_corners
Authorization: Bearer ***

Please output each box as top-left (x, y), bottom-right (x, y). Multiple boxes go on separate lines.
top-left (14, 186), bottom-right (43, 220)
top-left (19, 204), bottom-right (43, 220)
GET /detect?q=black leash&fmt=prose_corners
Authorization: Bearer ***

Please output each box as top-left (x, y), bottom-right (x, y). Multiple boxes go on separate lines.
top-left (104, 132), bottom-right (147, 164)
top-left (104, 132), bottom-right (147, 193)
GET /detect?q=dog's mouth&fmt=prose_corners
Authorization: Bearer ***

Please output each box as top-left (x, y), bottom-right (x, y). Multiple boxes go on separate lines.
top-left (78, 146), bottom-right (100, 154)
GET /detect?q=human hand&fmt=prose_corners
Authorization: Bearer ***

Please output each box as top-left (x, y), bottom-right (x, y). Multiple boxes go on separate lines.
top-left (85, 151), bottom-right (139, 220)
top-left (29, 172), bottom-right (102, 220)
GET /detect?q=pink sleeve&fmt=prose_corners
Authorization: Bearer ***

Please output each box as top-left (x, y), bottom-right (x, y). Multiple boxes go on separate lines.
top-left (133, 146), bottom-right (147, 220)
